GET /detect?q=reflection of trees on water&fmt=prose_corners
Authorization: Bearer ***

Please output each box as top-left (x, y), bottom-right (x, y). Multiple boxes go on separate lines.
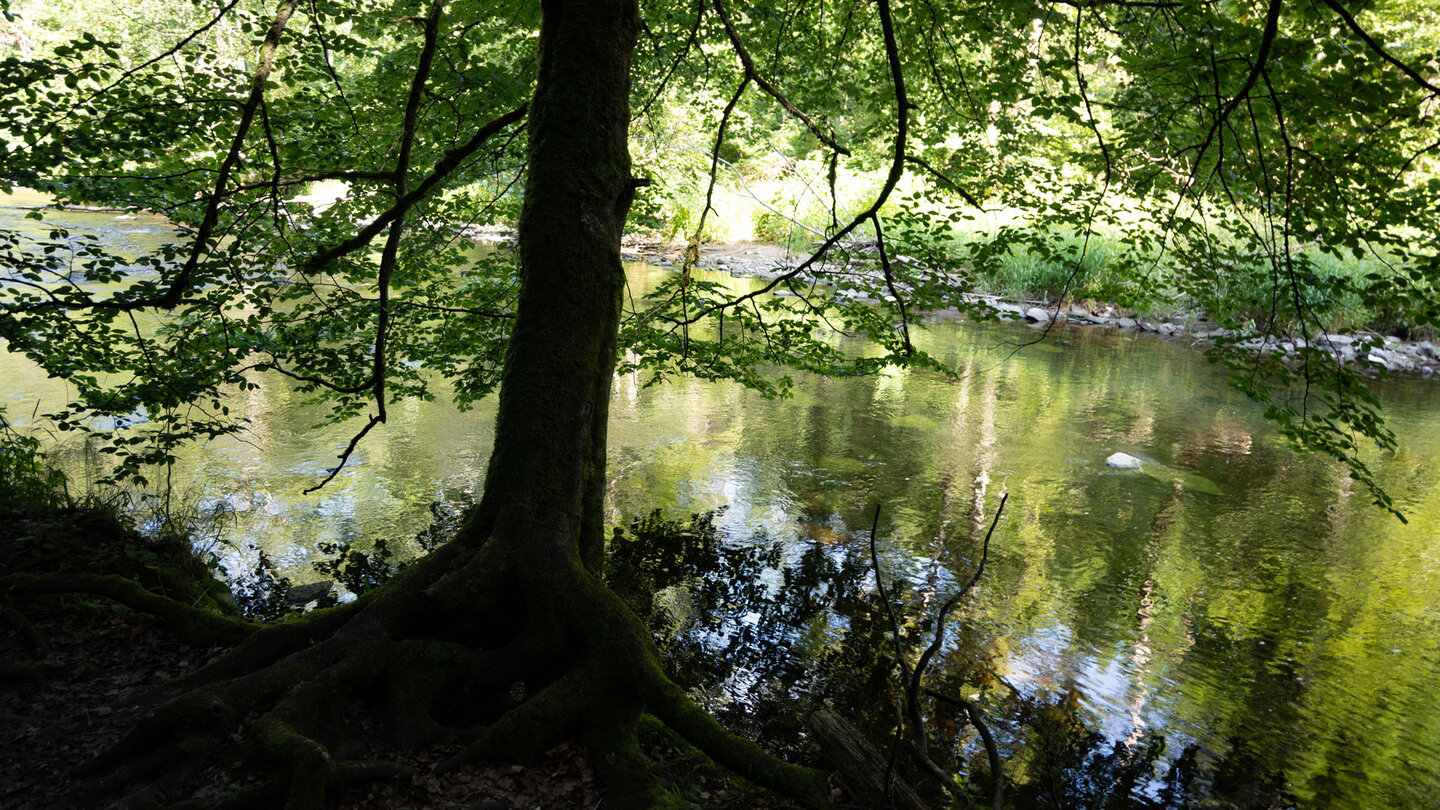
top-left (593, 322), bottom-right (1440, 807)
top-left (602, 510), bottom-right (1310, 808)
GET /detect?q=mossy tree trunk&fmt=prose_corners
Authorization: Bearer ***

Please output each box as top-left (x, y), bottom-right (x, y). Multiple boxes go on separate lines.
top-left (462, 0), bottom-right (635, 575)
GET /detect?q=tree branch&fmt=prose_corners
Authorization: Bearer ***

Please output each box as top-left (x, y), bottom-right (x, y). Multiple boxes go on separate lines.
top-left (871, 214), bottom-right (914, 357)
top-left (709, 0), bottom-right (850, 156)
top-left (1319, 0), bottom-right (1440, 98)
top-left (303, 413), bottom-right (382, 494)
top-left (300, 104), bottom-right (527, 272)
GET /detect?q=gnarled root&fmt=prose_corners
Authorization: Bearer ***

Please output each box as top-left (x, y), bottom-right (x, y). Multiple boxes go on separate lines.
top-left (1, 573), bottom-right (254, 648)
top-left (51, 535), bottom-right (834, 810)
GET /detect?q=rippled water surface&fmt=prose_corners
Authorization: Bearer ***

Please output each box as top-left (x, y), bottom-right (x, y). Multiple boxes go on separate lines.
top-left (4, 199), bottom-right (1439, 807)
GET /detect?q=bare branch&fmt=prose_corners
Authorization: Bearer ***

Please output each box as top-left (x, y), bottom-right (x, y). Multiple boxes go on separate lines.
top-left (925, 688), bottom-right (1004, 810)
top-left (303, 414), bottom-right (382, 494)
top-left (871, 215), bottom-right (914, 357)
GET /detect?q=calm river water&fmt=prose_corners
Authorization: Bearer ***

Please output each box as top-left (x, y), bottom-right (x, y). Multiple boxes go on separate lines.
top-left (3, 200), bottom-right (1438, 808)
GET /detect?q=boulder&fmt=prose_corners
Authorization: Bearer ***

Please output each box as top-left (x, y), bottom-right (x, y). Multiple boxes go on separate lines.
top-left (1106, 452), bottom-right (1143, 469)
top-left (285, 581), bottom-right (334, 606)
top-left (1025, 306), bottom-right (1052, 323)
top-left (1366, 349), bottom-right (1413, 372)
top-left (1116, 317), bottom-right (1137, 330)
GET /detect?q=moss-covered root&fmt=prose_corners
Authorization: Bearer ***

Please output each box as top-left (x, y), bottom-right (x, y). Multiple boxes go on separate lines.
top-left (643, 670), bottom-right (833, 806)
top-left (49, 543), bottom-right (837, 810)
top-left (1, 572), bottom-right (255, 646)
top-left (582, 704), bottom-right (683, 810)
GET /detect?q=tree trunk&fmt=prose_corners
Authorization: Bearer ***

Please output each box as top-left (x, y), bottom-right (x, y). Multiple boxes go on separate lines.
top-left (463, 0), bottom-right (636, 574)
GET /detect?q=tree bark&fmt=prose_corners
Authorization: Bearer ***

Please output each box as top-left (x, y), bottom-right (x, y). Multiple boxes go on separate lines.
top-left (461, 0), bottom-right (637, 576)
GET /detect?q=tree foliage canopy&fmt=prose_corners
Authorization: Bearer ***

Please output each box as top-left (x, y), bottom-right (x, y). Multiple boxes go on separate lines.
top-left (2, 0), bottom-right (1437, 508)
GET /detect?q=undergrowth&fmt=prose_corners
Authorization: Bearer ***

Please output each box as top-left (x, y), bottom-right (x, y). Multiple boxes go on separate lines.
top-left (0, 415), bottom-right (241, 621)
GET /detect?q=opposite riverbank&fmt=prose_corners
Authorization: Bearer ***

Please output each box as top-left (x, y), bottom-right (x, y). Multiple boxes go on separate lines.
top-left (607, 235), bottom-right (1440, 379)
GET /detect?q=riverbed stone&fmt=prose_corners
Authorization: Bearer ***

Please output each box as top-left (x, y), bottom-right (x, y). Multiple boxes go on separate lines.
top-left (285, 581), bottom-right (334, 606)
top-left (1366, 348), bottom-right (1413, 372)
top-left (633, 244), bottom-right (1439, 381)
top-left (1106, 452), bottom-right (1143, 469)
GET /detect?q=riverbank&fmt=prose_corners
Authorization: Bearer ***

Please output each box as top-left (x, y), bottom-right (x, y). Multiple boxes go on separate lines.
top-left (615, 235), bottom-right (1440, 379)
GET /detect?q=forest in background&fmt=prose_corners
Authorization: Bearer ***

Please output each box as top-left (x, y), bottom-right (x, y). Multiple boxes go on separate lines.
top-left (5, 0), bottom-right (1438, 335)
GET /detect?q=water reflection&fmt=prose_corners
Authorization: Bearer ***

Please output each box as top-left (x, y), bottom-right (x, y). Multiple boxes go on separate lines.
top-left (4, 200), bottom-right (1440, 807)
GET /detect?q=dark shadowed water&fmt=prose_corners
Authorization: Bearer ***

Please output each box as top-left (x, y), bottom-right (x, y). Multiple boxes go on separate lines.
top-left (4, 197), bottom-right (1439, 808)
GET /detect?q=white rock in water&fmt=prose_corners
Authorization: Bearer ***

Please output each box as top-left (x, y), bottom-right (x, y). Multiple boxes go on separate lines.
top-left (1024, 306), bottom-right (1052, 323)
top-left (1107, 452), bottom-right (1143, 469)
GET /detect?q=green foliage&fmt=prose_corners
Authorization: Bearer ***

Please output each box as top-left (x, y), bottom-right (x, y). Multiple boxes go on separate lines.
top-left (0, 412), bottom-right (68, 512)
top-left (1, 0), bottom-right (1437, 509)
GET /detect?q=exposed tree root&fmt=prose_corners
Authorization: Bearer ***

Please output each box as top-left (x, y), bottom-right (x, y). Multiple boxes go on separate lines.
top-left (38, 530), bottom-right (836, 810)
top-left (1, 573), bottom-right (254, 647)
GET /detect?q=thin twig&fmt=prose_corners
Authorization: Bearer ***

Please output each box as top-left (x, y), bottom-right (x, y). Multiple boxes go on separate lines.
top-left (303, 414), bottom-right (382, 494)
top-left (871, 214), bottom-right (913, 357)
top-left (907, 492), bottom-right (1005, 708)
top-left (868, 505), bottom-right (913, 691)
top-left (710, 0), bottom-right (849, 156)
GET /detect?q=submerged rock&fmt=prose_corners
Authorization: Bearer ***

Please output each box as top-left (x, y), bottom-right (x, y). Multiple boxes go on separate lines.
top-left (285, 581), bottom-right (334, 606)
top-left (1106, 452), bottom-right (1143, 469)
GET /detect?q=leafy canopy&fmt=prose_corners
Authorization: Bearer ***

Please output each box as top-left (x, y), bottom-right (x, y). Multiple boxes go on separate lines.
top-left (0, 0), bottom-right (1436, 514)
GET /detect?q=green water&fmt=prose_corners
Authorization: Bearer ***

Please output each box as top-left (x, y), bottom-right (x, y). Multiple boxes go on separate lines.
top-left (3, 200), bottom-right (1439, 807)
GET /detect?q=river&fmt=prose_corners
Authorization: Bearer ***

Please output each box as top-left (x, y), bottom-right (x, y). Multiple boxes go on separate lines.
top-left (3, 197), bottom-right (1438, 808)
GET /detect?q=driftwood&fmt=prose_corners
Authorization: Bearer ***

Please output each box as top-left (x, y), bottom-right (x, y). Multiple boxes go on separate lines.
top-left (810, 708), bottom-right (928, 810)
